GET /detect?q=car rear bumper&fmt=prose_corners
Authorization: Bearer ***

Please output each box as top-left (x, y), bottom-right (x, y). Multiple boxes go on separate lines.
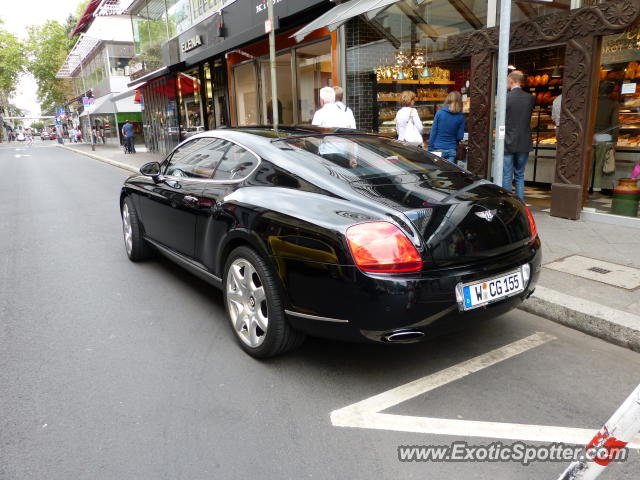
top-left (280, 238), bottom-right (541, 343)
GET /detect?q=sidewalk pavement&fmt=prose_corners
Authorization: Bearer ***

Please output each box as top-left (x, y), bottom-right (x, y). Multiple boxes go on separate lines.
top-left (60, 142), bottom-right (640, 353)
top-left (57, 141), bottom-right (162, 172)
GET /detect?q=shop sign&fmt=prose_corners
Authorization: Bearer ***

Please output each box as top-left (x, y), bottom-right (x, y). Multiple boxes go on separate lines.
top-left (181, 35), bottom-right (203, 53)
top-left (602, 27), bottom-right (640, 65)
top-left (256, 0), bottom-right (283, 14)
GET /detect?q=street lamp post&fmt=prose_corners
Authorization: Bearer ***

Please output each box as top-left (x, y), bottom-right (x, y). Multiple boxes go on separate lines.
top-left (267, 0), bottom-right (278, 134)
top-left (492, 0), bottom-right (512, 187)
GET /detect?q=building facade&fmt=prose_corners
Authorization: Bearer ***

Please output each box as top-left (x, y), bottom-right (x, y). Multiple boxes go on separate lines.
top-left (127, 0), bottom-right (640, 220)
top-left (57, 1), bottom-right (143, 145)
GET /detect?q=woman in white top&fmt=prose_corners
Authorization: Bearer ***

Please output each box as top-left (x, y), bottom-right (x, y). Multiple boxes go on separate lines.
top-left (395, 90), bottom-right (423, 147)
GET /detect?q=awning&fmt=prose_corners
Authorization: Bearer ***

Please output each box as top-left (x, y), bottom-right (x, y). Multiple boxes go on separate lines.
top-left (291, 0), bottom-right (399, 42)
top-left (79, 94), bottom-right (113, 117)
top-left (127, 66), bottom-right (170, 88)
top-left (112, 86), bottom-right (139, 102)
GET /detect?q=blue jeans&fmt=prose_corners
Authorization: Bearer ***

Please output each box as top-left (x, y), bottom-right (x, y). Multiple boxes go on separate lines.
top-left (429, 148), bottom-right (457, 163)
top-left (502, 152), bottom-right (529, 202)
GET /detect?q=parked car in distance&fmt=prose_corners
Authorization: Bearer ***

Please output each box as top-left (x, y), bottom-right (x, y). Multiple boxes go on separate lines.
top-left (120, 127), bottom-right (541, 358)
top-left (16, 132), bottom-right (26, 141)
top-left (41, 132), bottom-right (49, 140)
top-left (49, 132), bottom-right (57, 140)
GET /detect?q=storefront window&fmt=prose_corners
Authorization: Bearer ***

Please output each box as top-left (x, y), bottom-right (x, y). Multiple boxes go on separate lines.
top-left (108, 44), bottom-right (135, 77)
top-left (296, 40), bottom-right (332, 124)
top-left (260, 53), bottom-right (294, 124)
top-left (140, 75), bottom-right (180, 156)
top-left (346, 1), bottom-right (477, 139)
top-left (204, 60), bottom-right (229, 129)
top-left (130, 0), bottom-right (170, 75)
top-left (507, 0), bottom-right (571, 24)
top-left (587, 27), bottom-right (640, 216)
top-left (234, 62), bottom-right (259, 126)
top-left (177, 67), bottom-right (205, 140)
top-left (167, 0), bottom-right (192, 36)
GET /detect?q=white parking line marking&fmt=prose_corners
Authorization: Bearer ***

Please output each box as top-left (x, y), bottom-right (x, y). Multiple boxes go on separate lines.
top-left (330, 332), bottom-right (640, 449)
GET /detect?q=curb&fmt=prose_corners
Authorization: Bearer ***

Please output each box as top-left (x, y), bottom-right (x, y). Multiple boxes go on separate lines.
top-left (57, 144), bottom-right (138, 173)
top-left (520, 286), bottom-right (640, 353)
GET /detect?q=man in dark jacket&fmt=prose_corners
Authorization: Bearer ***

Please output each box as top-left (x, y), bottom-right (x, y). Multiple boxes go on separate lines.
top-left (503, 70), bottom-right (535, 202)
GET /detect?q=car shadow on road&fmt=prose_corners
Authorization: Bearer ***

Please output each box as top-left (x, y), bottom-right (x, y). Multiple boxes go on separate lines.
top-left (149, 251), bottom-right (542, 379)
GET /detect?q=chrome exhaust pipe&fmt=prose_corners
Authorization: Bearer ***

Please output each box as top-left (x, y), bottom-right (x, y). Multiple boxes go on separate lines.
top-left (384, 330), bottom-right (425, 343)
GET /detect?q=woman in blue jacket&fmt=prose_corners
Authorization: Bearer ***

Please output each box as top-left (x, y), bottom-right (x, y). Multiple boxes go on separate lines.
top-left (428, 91), bottom-right (465, 163)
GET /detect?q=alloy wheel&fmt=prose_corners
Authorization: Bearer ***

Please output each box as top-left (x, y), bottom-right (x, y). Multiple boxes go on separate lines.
top-left (226, 258), bottom-right (268, 347)
top-left (122, 203), bottom-right (133, 256)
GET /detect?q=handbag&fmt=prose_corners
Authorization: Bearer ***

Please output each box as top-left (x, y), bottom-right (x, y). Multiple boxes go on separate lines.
top-left (401, 109), bottom-right (423, 147)
top-left (602, 145), bottom-right (615, 174)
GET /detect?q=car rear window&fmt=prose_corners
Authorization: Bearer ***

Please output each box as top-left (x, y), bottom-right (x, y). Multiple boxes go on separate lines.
top-left (278, 135), bottom-right (462, 183)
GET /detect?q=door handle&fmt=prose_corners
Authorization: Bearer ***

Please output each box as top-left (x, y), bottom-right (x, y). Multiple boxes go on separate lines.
top-left (184, 195), bottom-right (198, 204)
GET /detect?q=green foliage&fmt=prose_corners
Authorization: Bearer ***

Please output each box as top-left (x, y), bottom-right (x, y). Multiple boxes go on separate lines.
top-left (30, 121), bottom-right (45, 131)
top-left (25, 20), bottom-right (74, 115)
top-left (0, 19), bottom-right (26, 100)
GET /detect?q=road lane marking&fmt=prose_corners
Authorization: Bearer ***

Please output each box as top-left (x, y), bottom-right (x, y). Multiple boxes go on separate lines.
top-left (330, 332), bottom-right (640, 449)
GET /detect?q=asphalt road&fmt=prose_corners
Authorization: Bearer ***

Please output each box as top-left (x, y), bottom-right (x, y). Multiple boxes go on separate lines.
top-left (1, 142), bottom-right (639, 480)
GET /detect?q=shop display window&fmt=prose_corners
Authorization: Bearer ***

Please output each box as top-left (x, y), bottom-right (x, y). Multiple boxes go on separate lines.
top-left (260, 53), bottom-right (294, 124)
top-left (178, 67), bottom-right (205, 139)
top-left (234, 62), bottom-right (259, 126)
top-left (296, 40), bottom-right (332, 124)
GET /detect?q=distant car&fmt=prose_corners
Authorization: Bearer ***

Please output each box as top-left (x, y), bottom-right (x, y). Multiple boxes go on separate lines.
top-left (120, 127), bottom-right (541, 358)
top-left (49, 132), bottom-right (57, 140)
top-left (41, 132), bottom-right (48, 140)
top-left (16, 132), bottom-right (25, 141)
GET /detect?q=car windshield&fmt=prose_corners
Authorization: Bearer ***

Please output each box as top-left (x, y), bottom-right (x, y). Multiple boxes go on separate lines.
top-left (277, 135), bottom-right (462, 183)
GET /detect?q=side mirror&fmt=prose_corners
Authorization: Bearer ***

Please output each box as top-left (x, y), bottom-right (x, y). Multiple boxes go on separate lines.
top-left (140, 162), bottom-right (161, 177)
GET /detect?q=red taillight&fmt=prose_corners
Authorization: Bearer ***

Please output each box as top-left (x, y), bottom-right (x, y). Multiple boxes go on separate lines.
top-left (524, 205), bottom-right (537, 240)
top-left (346, 222), bottom-right (423, 273)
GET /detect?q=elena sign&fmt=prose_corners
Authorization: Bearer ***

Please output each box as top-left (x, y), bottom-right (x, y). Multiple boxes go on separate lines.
top-left (181, 35), bottom-right (203, 53)
top-left (256, 0), bottom-right (283, 14)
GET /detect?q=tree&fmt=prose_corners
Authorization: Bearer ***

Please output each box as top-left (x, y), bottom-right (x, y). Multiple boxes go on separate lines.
top-left (0, 19), bottom-right (25, 142)
top-left (30, 121), bottom-right (45, 131)
top-left (25, 20), bottom-right (75, 115)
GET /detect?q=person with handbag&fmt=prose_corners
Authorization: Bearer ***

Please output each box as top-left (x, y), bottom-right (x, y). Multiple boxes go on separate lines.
top-left (428, 91), bottom-right (465, 163)
top-left (395, 91), bottom-right (424, 147)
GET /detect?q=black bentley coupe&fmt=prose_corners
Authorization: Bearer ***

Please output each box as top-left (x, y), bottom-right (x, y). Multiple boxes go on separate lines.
top-left (120, 127), bottom-right (540, 358)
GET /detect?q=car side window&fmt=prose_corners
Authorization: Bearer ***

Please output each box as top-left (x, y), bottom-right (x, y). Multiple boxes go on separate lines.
top-left (212, 143), bottom-right (259, 181)
top-left (165, 138), bottom-right (228, 179)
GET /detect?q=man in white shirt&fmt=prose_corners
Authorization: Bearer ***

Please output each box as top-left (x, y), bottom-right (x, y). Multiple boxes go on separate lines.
top-left (312, 86), bottom-right (349, 128)
top-left (552, 94), bottom-right (562, 128)
top-left (333, 86), bottom-right (356, 129)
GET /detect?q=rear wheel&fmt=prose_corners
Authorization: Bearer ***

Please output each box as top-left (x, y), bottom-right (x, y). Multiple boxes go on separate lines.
top-left (121, 197), bottom-right (152, 261)
top-left (223, 246), bottom-right (304, 358)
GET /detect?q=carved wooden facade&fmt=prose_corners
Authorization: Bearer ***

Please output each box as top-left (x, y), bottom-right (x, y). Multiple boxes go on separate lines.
top-left (448, 0), bottom-right (640, 218)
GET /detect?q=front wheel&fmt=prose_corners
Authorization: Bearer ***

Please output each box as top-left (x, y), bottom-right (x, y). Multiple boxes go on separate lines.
top-left (223, 246), bottom-right (304, 358)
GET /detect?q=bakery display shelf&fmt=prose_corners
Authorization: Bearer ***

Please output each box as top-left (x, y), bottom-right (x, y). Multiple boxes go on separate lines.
top-left (378, 96), bottom-right (446, 102)
top-left (377, 79), bottom-right (455, 85)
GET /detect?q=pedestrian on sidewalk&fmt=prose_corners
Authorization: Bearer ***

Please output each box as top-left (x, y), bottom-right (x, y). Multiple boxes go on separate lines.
top-left (333, 86), bottom-right (356, 129)
top-left (69, 127), bottom-right (76, 143)
top-left (503, 70), bottom-right (535, 202)
top-left (428, 91), bottom-right (465, 163)
top-left (395, 90), bottom-right (424, 147)
top-left (312, 87), bottom-right (349, 128)
top-left (122, 119), bottom-right (136, 154)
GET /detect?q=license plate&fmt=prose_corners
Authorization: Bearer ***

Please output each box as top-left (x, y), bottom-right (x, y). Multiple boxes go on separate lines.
top-left (460, 270), bottom-right (524, 311)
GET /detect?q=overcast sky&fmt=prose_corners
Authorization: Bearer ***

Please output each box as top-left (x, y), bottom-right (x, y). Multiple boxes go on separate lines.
top-left (1, 0), bottom-right (82, 117)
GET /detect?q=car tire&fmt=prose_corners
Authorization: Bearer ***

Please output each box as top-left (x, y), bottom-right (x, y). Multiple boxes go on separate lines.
top-left (223, 246), bottom-right (304, 358)
top-left (121, 197), bottom-right (152, 262)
